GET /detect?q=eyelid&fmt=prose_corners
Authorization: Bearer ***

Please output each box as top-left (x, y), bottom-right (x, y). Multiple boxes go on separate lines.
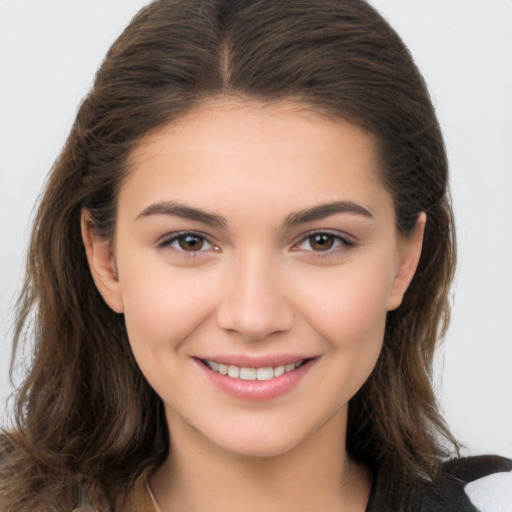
top-left (156, 230), bottom-right (217, 253)
top-left (291, 229), bottom-right (356, 252)
top-left (155, 229), bottom-right (355, 255)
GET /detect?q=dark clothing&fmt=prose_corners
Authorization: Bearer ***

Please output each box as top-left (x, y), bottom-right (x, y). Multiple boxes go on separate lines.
top-left (366, 455), bottom-right (512, 511)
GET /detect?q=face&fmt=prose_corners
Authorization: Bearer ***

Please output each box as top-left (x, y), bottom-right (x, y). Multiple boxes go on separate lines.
top-left (84, 99), bottom-right (423, 458)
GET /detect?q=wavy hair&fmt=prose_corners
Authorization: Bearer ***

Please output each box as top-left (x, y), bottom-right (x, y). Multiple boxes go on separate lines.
top-left (1, 0), bottom-right (458, 509)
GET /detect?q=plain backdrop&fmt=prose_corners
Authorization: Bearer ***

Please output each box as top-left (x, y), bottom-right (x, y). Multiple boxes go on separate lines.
top-left (1, 0), bottom-right (511, 462)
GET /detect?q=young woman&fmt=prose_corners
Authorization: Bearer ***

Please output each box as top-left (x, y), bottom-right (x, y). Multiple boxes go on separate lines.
top-left (0, 1), bottom-right (510, 511)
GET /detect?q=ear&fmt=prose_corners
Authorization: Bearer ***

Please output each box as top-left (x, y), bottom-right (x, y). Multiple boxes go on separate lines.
top-left (387, 212), bottom-right (426, 311)
top-left (81, 210), bottom-right (124, 313)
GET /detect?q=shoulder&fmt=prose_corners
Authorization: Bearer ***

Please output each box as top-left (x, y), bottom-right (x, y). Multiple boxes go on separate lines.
top-left (441, 455), bottom-right (512, 484)
top-left (446, 456), bottom-right (512, 512)
top-left (427, 456), bottom-right (511, 512)
top-left (368, 455), bottom-right (512, 512)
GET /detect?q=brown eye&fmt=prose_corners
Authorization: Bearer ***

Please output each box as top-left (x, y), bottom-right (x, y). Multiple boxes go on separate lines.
top-left (309, 233), bottom-right (335, 251)
top-left (178, 235), bottom-right (205, 251)
top-left (157, 232), bottom-right (215, 254)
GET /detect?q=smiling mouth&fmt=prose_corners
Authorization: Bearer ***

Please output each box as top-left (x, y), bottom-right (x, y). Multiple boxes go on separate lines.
top-left (201, 359), bottom-right (310, 381)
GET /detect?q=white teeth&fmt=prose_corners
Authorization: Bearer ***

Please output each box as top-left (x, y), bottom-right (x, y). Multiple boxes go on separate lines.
top-left (274, 365), bottom-right (285, 377)
top-left (228, 365), bottom-right (240, 378)
top-left (256, 367), bottom-right (274, 381)
top-left (240, 367), bottom-right (257, 380)
top-left (204, 359), bottom-right (305, 381)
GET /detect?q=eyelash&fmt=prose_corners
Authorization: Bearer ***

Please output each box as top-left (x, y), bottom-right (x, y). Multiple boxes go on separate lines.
top-left (157, 230), bottom-right (356, 258)
top-left (293, 230), bottom-right (356, 257)
top-left (156, 231), bottom-right (215, 256)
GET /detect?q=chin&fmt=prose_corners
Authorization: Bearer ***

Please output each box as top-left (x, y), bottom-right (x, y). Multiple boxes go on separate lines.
top-left (201, 415), bottom-right (328, 460)
top-left (216, 434), bottom-right (306, 459)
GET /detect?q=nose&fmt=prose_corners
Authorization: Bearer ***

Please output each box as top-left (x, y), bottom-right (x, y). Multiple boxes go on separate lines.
top-left (217, 255), bottom-right (294, 341)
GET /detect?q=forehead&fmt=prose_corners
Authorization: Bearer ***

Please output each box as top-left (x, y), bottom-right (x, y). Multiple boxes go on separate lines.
top-left (128, 97), bottom-right (381, 166)
top-left (121, 98), bottom-right (391, 223)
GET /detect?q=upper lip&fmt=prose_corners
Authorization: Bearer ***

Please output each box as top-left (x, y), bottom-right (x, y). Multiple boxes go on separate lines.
top-left (195, 354), bottom-right (317, 368)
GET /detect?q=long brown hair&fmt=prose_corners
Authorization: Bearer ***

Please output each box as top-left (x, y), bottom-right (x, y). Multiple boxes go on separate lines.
top-left (1, 0), bottom-right (458, 509)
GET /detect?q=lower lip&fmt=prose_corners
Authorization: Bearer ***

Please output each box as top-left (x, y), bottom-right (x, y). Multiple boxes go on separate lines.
top-left (195, 359), bottom-right (315, 401)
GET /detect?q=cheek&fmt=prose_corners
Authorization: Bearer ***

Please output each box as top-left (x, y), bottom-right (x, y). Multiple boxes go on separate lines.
top-left (297, 262), bottom-right (393, 402)
top-left (118, 261), bottom-right (219, 359)
top-left (296, 258), bottom-right (394, 348)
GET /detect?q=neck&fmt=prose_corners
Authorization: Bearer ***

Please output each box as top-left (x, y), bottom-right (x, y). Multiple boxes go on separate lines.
top-left (150, 407), bottom-right (371, 512)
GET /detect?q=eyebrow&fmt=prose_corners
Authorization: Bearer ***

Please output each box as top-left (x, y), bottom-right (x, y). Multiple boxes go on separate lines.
top-left (136, 200), bottom-right (373, 229)
top-left (137, 201), bottom-right (228, 228)
top-left (283, 201), bottom-right (373, 228)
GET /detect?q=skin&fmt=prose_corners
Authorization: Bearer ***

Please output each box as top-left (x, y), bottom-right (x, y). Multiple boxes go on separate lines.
top-left (83, 98), bottom-right (425, 512)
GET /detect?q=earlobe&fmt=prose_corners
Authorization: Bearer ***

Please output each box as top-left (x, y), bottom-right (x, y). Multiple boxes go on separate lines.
top-left (387, 213), bottom-right (426, 311)
top-left (81, 211), bottom-right (124, 313)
